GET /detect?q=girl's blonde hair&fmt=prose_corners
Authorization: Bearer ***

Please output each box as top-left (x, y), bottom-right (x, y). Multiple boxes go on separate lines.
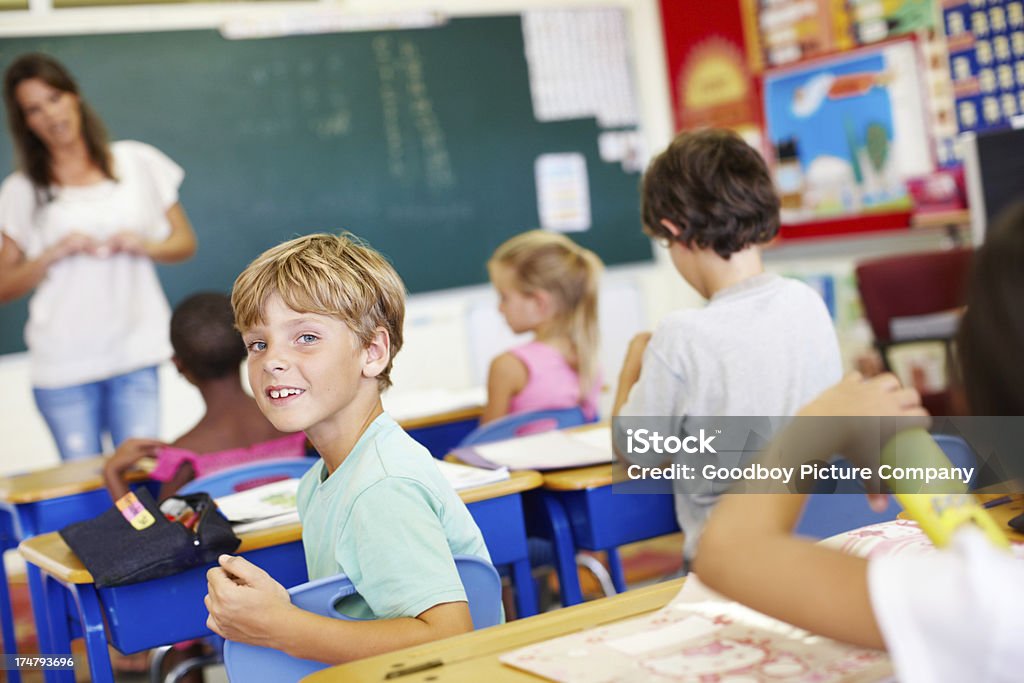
top-left (490, 230), bottom-right (603, 396)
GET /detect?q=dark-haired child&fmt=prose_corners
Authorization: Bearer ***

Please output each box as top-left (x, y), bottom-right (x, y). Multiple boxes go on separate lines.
top-left (104, 292), bottom-right (302, 501)
top-left (613, 128), bottom-right (842, 563)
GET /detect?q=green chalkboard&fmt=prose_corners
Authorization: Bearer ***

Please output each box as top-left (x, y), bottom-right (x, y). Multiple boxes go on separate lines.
top-left (0, 17), bottom-right (651, 356)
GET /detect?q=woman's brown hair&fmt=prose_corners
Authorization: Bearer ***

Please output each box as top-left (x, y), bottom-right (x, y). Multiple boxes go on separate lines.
top-left (3, 53), bottom-right (114, 203)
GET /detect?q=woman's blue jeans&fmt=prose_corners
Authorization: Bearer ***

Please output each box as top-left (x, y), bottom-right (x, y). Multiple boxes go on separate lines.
top-left (33, 365), bottom-right (161, 461)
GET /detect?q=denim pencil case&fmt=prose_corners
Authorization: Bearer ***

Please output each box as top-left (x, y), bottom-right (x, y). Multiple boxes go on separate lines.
top-left (59, 488), bottom-right (240, 588)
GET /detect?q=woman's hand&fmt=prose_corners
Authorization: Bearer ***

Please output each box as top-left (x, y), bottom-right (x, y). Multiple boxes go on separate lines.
top-left (105, 231), bottom-right (147, 256)
top-left (43, 231), bottom-right (99, 264)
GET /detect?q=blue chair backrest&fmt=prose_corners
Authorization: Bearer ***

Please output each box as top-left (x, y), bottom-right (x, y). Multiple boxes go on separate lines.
top-left (795, 434), bottom-right (977, 539)
top-left (458, 407), bottom-right (591, 447)
top-left (178, 457), bottom-right (318, 497)
top-left (222, 554), bottom-right (502, 683)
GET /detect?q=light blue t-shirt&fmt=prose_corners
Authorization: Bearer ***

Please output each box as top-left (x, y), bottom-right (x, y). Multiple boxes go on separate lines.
top-left (296, 412), bottom-right (490, 620)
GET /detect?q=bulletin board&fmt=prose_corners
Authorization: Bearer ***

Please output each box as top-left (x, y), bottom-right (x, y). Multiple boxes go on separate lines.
top-left (763, 39), bottom-right (934, 224)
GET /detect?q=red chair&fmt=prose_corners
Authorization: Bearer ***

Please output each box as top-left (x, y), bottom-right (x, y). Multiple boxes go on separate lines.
top-left (855, 248), bottom-right (973, 415)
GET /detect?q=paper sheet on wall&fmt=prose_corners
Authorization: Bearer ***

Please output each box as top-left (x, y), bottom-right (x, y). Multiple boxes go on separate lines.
top-left (500, 576), bottom-right (893, 682)
top-left (535, 153), bottom-right (591, 233)
top-left (521, 8), bottom-right (639, 127)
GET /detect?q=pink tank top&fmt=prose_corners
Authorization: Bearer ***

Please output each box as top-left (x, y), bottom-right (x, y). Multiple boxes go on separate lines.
top-left (506, 341), bottom-right (600, 423)
top-left (150, 432), bottom-right (308, 482)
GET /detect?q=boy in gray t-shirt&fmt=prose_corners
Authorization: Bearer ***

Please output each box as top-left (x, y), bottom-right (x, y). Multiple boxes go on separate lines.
top-left (613, 129), bottom-right (842, 562)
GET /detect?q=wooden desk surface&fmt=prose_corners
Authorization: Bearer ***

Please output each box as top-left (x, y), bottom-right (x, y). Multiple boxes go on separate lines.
top-left (0, 455), bottom-right (151, 504)
top-left (304, 578), bottom-right (684, 683)
top-left (17, 469), bottom-right (543, 584)
top-left (398, 405), bottom-right (483, 432)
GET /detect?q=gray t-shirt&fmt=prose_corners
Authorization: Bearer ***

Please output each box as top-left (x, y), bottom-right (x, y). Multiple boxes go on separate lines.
top-left (620, 272), bottom-right (842, 559)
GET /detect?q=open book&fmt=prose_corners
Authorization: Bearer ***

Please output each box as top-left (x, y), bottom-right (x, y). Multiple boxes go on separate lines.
top-left (215, 478), bottom-right (301, 534)
top-left (501, 576), bottom-right (892, 682)
top-left (453, 426), bottom-right (613, 471)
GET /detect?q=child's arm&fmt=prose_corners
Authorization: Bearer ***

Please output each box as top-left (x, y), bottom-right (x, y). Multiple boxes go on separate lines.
top-left (205, 555), bottom-right (472, 664)
top-left (693, 372), bottom-right (927, 650)
top-left (612, 332), bottom-right (651, 415)
top-left (479, 352), bottom-right (528, 424)
top-left (103, 438), bottom-right (165, 500)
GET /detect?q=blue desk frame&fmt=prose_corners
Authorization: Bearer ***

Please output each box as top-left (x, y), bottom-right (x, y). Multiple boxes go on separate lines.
top-left (34, 537), bottom-right (307, 683)
top-left (0, 479), bottom-right (158, 683)
top-left (465, 492), bottom-right (537, 619)
top-left (23, 472), bottom-right (540, 681)
top-left (526, 479), bottom-right (679, 606)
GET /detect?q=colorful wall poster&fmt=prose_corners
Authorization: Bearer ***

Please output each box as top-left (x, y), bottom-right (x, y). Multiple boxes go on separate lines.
top-left (764, 40), bottom-right (934, 221)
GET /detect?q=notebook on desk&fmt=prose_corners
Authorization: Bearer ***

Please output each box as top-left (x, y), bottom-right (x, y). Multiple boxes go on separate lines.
top-left (453, 426), bottom-right (613, 471)
top-left (501, 576), bottom-right (893, 682)
top-left (215, 479), bottom-right (301, 534)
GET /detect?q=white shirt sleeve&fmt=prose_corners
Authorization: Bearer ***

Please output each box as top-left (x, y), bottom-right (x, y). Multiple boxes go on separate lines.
top-left (121, 141), bottom-right (184, 210)
top-left (869, 528), bottom-right (1024, 683)
top-left (0, 173), bottom-right (40, 254)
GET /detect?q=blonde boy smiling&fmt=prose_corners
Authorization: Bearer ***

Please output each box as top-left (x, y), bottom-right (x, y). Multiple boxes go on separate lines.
top-left (205, 233), bottom-right (491, 664)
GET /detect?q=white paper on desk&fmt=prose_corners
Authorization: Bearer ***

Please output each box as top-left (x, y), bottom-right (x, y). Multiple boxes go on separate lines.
top-left (215, 478), bottom-right (299, 523)
top-left (465, 428), bottom-right (612, 471)
top-left (231, 510), bottom-right (301, 534)
top-left (433, 459), bottom-right (510, 490)
top-left (500, 576), bottom-right (893, 682)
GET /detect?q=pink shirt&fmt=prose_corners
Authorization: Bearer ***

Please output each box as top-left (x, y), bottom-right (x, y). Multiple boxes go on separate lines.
top-left (150, 432), bottom-right (307, 482)
top-left (507, 341), bottom-right (600, 423)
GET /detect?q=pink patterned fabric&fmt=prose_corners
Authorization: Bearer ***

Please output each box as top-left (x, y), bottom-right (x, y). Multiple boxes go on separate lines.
top-left (150, 432), bottom-right (307, 482)
top-left (506, 341), bottom-right (601, 424)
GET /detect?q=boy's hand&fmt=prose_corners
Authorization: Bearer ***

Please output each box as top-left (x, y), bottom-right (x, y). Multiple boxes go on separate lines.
top-left (205, 555), bottom-right (293, 646)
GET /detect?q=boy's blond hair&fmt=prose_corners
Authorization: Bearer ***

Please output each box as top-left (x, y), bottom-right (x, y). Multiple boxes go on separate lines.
top-left (232, 232), bottom-right (405, 391)
top-left (489, 230), bottom-right (603, 396)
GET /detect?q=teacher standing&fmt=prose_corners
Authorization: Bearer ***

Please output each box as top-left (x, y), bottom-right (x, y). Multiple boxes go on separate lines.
top-left (0, 53), bottom-right (197, 461)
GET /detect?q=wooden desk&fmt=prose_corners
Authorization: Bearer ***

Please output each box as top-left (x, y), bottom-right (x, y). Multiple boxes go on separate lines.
top-left (21, 523), bottom-right (307, 683)
top-left (18, 471), bottom-right (543, 683)
top-left (0, 455), bottom-right (155, 680)
top-left (304, 578), bottom-right (685, 682)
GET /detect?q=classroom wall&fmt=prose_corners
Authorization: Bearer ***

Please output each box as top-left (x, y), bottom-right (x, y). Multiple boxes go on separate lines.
top-left (0, 0), bottom-right (960, 475)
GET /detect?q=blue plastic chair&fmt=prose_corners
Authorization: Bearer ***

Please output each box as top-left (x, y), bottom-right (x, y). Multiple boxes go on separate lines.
top-left (796, 434), bottom-right (977, 539)
top-left (458, 407), bottom-right (591, 447)
top-left (221, 555), bottom-right (502, 683)
top-left (177, 457), bottom-right (319, 496)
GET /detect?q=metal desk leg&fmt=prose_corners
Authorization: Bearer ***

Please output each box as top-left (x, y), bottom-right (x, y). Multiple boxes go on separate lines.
top-left (540, 493), bottom-right (583, 606)
top-left (0, 537), bottom-right (21, 683)
top-left (606, 547), bottom-right (626, 594)
top-left (26, 564), bottom-right (55, 662)
top-left (39, 575), bottom-right (75, 683)
top-left (67, 583), bottom-right (113, 683)
top-left (509, 557), bottom-right (538, 618)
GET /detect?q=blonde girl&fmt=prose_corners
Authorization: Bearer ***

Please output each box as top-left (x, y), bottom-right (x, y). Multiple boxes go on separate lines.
top-left (481, 230), bottom-right (603, 425)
